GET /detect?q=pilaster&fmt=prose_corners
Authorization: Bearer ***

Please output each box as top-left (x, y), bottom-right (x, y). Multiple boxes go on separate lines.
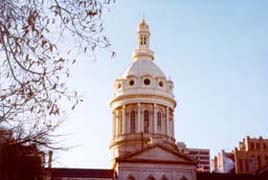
top-left (137, 103), bottom-right (141, 132)
top-left (153, 103), bottom-right (157, 133)
top-left (166, 107), bottom-right (170, 136)
top-left (122, 105), bottom-right (126, 134)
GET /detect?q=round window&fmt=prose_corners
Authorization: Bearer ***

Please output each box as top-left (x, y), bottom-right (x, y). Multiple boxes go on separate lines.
top-left (129, 80), bottom-right (135, 86)
top-left (159, 81), bottom-right (163, 87)
top-left (143, 78), bottom-right (150, 85)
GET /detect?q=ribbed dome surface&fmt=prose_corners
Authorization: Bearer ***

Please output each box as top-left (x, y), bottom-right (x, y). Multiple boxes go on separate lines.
top-left (121, 59), bottom-right (166, 79)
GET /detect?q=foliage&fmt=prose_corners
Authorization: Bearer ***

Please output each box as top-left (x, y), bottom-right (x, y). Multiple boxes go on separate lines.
top-left (0, 0), bottom-right (114, 148)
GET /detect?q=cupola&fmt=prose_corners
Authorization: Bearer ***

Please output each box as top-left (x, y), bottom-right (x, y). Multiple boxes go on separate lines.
top-left (132, 18), bottom-right (154, 61)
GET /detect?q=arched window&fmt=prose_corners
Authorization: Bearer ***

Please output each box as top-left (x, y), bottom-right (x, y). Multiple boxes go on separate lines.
top-left (161, 175), bottom-right (169, 180)
top-left (144, 110), bottom-right (149, 133)
top-left (127, 175), bottom-right (135, 180)
top-left (118, 110), bottom-right (122, 134)
top-left (146, 175), bottom-right (156, 180)
top-left (130, 111), bottom-right (136, 133)
top-left (140, 36), bottom-right (146, 45)
top-left (180, 176), bottom-right (188, 180)
top-left (144, 37), bottom-right (147, 45)
top-left (157, 111), bottom-right (161, 131)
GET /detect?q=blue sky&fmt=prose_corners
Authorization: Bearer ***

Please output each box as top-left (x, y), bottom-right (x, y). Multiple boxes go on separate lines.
top-left (54, 1), bottom-right (268, 168)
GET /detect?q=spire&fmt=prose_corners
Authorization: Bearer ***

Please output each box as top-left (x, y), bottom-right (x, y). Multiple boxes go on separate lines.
top-left (132, 19), bottom-right (154, 61)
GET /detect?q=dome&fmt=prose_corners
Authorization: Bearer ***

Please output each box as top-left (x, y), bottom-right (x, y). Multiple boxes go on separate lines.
top-left (138, 19), bottom-right (149, 31)
top-left (120, 59), bottom-right (166, 79)
top-left (110, 20), bottom-right (177, 160)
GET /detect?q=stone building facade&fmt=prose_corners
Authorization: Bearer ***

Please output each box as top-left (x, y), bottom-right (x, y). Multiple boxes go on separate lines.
top-left (46, 20), bottom-right (268, 180)
top-left (211, 136), bottom-right (268, 175)
top-left (234, 136), bottom-right (268, 174)
top-left (176, 142), bottom-right (210, 172)
top-left (210, 150), bottom-right (235, 173)
top-left (109, 19), bottom-right (197, 180)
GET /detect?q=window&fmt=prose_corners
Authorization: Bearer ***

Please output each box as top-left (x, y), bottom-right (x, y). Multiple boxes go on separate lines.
top-left (265, 156), bottom-right (268, 165)
top-left (200, 151), bottom-right (209, 155)
top-left (144, 78), bottom-right (150, 85)
top-left (144, 110), bottom-right (149, 133)
top-left (245, 159), bottom-right (249, 172)
top-left (161, 175), bottom-right (168, 180)
top-left (257, 143), bottom-right (260, 150)
top-left (263, 144), bottom-right (267, 150)
top-left (239, 159), bottom-right (243, 172)
top-left (199, 151), bottom-right (209, 156)
top-left (117, 83), bottom-right (121, 89)
top-left (128, 175), bottom-right (135, 180)
top-left (140, 36), bottom-right (147, 45)
top-left (146, 175), bottom-right (155, 180)
top-left (157, 111), bottom-right (161, 131)
top-left (200, 156), bottom-right (209, 160)
top-left (159, 81), bottom-right (163, 87)
top-left (130, 111), bottom-right (136, 133)
top-left (251, 143), bottom-right (255, 150)
top-left (144, 37), bottom-right (147, 45)
top-left (257, 155), bottom-right (262, 169)
top-left (129, 80), bottom-right (135, 86)
top-left (180, 176), bottom-right (188, 180)
top-left (118, 110), bottom-right (122, 134)
top-left (169, 109), bottom-right (173, 121)
top-left (189, 151), bottom-right (198, 155)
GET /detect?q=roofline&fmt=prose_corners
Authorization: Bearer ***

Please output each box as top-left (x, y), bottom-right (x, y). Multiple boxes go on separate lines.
top-left (117, 159), bottom-right (197, 165)
top-left (115, 144), bottom-right (198, 164)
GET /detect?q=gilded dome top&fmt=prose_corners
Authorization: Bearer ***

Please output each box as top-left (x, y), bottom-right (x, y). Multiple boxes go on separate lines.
top-left (138, 19), bottom-right (149, 31)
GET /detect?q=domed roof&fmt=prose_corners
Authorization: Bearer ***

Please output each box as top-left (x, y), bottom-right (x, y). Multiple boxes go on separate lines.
top-left (138, 19), bottom-right (149, 31)
top-left (121, 59), bottom-right (166, 79)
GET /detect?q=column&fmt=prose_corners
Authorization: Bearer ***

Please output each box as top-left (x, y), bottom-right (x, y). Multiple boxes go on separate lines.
top-left (137, 103), bottom-right (141, 132)
top-left (115, 110), bottom-right (119, 136)
top-left (112, 110), bottom-right (115, 138)
top-left (122, 105), bottom-right (126, 134)
top-left (153, 104), bottom-right (157, 133)
top-left (171, 110), bottom-right (174, 137)
top-left (166, 107), bottom-right (170, 136)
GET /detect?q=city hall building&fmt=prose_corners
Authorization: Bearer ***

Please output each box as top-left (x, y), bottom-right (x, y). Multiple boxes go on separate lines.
top-left (48, 20), bottom-right (266, 180)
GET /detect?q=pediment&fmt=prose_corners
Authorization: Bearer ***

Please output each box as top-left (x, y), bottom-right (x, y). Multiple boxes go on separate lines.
top-left (117, 145), bottom-right (196, 164)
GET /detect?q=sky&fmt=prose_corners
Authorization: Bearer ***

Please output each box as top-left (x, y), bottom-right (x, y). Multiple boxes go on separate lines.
top-left (54, 0), bottom-right (268, 168)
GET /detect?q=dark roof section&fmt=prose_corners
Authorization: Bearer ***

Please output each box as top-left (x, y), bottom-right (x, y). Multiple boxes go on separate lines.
top-left (50, 168), bottom-right (114, 178)
top-left (197, 172), bottom-right (259, 180)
